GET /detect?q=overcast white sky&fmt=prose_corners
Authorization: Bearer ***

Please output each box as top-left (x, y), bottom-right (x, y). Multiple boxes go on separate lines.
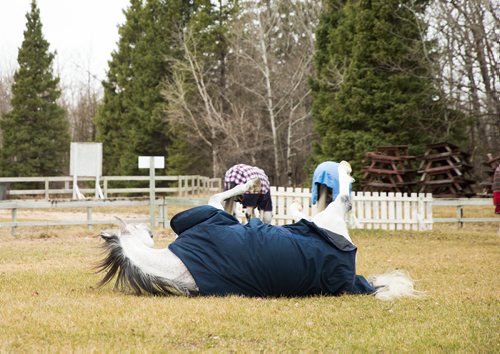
top-left (0, 0), bottom-right (130, 90)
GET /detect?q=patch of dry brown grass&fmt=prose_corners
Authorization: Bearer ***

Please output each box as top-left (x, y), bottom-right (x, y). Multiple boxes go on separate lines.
top-left (0, 213), bottom-right (498, 352)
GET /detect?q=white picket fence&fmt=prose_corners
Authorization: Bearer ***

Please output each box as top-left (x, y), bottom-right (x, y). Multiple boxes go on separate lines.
top-left (351, 191), bottom-right (433, 230)
top-left (267, 187), bottom-right (433, 231)
top-left (3, 183), bottom-right (494, 234)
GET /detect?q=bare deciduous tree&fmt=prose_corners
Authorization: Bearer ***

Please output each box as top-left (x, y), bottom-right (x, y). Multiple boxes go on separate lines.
top-left (0, 70), bottom-right (13, 116)
top-left (164, 1), bottom-right (320, 185)
top-left (59, 69), bottom-right (101, 142)
top-left (231, 0), bottom-right (320, 185)
top-left (428, 0), bottom-right (499, 170)
top-left (164, 28), bottom-right (257, 178)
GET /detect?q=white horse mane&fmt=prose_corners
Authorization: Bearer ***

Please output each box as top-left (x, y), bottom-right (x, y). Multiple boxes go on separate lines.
top-left (96, 231), bottom-right (198, 296)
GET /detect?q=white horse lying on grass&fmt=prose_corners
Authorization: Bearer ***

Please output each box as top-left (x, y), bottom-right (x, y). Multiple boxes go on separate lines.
top-left (96, 163), bottom-right (421, 300)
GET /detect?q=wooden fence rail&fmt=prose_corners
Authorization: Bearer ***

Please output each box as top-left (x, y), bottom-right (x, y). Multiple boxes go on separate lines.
top-left (1, 185), bottom-right (497, 236)
top-left (0, 197), bottom-right (210, 236)
top-left (0, 175), bottom-right (221, 199)
top-left (431, 198), bottom-right (499, 226)
top-left (0, 199), bottom-right (165, 236)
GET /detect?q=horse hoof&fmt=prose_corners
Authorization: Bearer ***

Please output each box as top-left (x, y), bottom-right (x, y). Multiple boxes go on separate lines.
top-left (291, 199), bottom-right (303, 211)
top-left (246, 177), bottom-right (261, 193)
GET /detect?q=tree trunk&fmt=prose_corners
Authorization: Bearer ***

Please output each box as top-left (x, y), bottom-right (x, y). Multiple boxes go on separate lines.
top-left (257, 12), bottom-right (280, 184)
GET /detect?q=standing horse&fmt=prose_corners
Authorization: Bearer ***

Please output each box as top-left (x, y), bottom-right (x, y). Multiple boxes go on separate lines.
top-left (96, 164), bottom-right (420, 300)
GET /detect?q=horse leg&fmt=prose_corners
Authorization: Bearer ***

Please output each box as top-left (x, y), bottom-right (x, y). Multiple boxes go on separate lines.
top-left (289, 200), bottom-right (309, 222)
top-left (317, 184), bottom-right (330, 212)
top-left (224, 197), bottom-right (235, 215)
top-left (245, 206), bottom-right (255, 222)
top-left (208, 178), bottom-right (260, 210)
top-left (261, 211), bottom-right (272, 224)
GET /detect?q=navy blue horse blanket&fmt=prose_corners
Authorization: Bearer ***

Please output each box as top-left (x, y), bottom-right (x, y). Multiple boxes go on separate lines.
top-left (169, 206), bottom-right (374, 297)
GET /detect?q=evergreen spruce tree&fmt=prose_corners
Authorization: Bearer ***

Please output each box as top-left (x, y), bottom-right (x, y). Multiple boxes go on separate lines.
top-left (312, 0), bottom-right (451, 179)
top-left (95, 0), bottom-right (196, 176)
top-left (95, 0), bottom-right (147, 176)
top-left (0, 0), bottom-right (70, 177)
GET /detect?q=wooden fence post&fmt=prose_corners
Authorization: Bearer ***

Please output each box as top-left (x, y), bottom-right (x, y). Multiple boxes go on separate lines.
top-left (426, 194), bottom-right (433, 230)
top-left (11, 208), bottom-right (17, 236)
top-left (388, 192), bottom-right (395, 230)
top-left (395, 192), bottom-right (403, 230)
top-left (372, 192), bottom-right (380, 230)
top-left (365, 191), bottom-right (373, 230)
top-left (418, 193), bottom-right (425, 231)
top-left (160, 198), bottom-right (168, 229)
top-left (44, 178), bottom-right (49, 199)
top-left (103, 177), bottom-right (108, 198)
top-left (357, 191), bottom-right (365, 229)
top-left (87, 207), bottom-right (93, 230)
top-left (457, 205), bottom-right (464, 228)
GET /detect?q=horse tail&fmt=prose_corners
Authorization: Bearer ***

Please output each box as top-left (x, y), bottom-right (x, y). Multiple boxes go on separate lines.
top-left (368, 270), bottom-right (424, 301)
top-left (95, 232), bottom-right (194, 296)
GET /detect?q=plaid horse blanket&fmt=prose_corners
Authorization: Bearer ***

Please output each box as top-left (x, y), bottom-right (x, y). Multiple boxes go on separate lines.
top-left (224, 164), bottom-right (270, 194)
top-left (168, 206), bottom-right (374, 297)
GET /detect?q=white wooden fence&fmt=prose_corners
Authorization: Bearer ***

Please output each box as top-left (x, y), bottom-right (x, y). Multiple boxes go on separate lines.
top-left (432, 198), bottom-right (499, 226)
top-left (1, 184), bottom-right (497, 235)
top-left (0, 197), bottom-right (209, 236)
top-left (351, 192), bottom-right (434, 230)
top-left (268, 187), bottom-right (433, 230)
top-left (0, 175), bottom-right (221, 199)
top-left (0, 198), bottom-right (165, 236)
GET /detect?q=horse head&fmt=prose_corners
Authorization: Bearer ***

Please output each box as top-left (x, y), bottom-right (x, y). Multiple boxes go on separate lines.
top-left (113, 216), bottom-right (154, 247)
top-left (96, 217), bottom-right (196, 296)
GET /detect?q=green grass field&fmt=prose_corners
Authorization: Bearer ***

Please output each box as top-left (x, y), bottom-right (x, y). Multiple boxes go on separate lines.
top-left (0, 214), bottom-right (498, 352)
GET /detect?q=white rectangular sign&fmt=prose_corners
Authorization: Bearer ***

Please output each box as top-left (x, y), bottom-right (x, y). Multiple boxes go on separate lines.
top-left (138, 156), bottom-right (165, 169)
top-left (70, 142), bottom-right (102, 177)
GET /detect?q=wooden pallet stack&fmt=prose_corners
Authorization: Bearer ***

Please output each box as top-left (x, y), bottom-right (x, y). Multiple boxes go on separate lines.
top-left (361, 145), bottom-right (417, 193)
top-left (418, 142), bottom-right (475, 197)
top-left (479, 153), bottom-right (500, 196)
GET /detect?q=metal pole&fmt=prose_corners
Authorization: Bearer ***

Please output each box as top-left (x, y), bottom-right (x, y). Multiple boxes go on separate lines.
top-left (149, 157), bottom-right (155, 228)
